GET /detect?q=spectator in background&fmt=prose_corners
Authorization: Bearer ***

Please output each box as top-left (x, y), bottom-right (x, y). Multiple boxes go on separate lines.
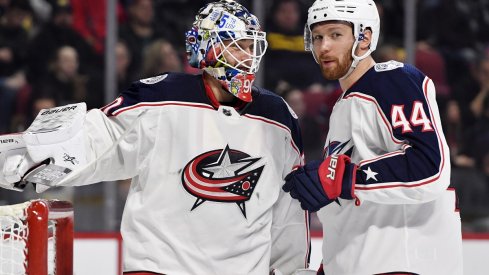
top-left (465, 95), bottom-right (489, 174)
top-left (372, 43), bottom-right (405, 63)
top-left (119, 0), bottom-right (163, 79)
top-left (470, 57), bottom-right (489, 119)
top-left (71, 0), bottom-right (105, 55)
top-left (448, 57), bottom-right (489, 159)
top-left (0, 0), bottom-right (32, 133)
top-left (140, 39), bottom-right (182, 78)
top-left (31, 46), bottom-right (88, 117)
top-left (279, 85), bottom-right (324, 162)
top-left (27, 1), bottom-right (96, 86)
top-left (71, 0), bottom-right (125, 55)
top-left (448, 57), bottom-right (489, 225)
top-left (0, 72), bottom-right (28, 133)
top-left (445, 100), bottom-right (469, 167)
top-left (415, 40), bottom-right (451, 114)
top-left (148, 0), bottom-right (253, 51)
top-left (152, 0), bottom-right (211, 53)
top-left (428, 0), bottom-right (481, 107)
top-left (447, 55), bottom-right (489, 131)
top-left (451, 94), bottom-right (489, 226)
top-left (115, 40), bottom-right (133, 91)
top-left (0, 0), bottom-right (31, 77)
top-left (448, 55), bottom-right (482, 130)
top-left (263, 0), bottom-right (327, 91)
top-left (375, 0), bottom-right (404, 46)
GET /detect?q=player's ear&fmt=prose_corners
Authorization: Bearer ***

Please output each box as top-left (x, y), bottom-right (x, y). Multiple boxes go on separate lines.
top-left (359, 28), bottom-right (373, 51)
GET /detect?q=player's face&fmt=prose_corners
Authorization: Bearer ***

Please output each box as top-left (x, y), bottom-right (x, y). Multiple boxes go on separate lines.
top-left (311, 21), bottom-right (355, 80)
top-left (221, 39), bottom-right (255, 72)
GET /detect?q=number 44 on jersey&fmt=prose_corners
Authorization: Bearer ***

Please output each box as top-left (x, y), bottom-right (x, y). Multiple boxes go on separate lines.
top-left (391, 101), bottom-right (434, 133)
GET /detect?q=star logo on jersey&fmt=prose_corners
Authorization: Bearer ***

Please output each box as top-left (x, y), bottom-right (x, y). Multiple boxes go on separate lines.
top-left (181, 145), bottom-right (264, 218)
top-left (363, 166), bottom-right (378, 181)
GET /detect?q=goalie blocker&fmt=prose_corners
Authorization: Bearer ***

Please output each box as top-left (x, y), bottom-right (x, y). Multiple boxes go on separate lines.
top-left (0, 103), bottom-right (88, 192)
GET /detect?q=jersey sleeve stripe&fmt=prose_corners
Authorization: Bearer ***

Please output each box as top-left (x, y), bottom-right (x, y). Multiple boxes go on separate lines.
top-left (422, 76), bottom-right (447, 178)
top-left (101, 96), bottom-right (124, 115)
top-left (111, 101), bottom-right (215, 116)
top-left (355, 174), bottom-right (440, 190)
top-left (358, 144), bottom-right (411, 166)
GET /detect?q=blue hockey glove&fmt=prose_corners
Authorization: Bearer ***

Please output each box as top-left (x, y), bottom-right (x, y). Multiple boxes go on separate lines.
top-left (283, 155), bottom-right (357, 212)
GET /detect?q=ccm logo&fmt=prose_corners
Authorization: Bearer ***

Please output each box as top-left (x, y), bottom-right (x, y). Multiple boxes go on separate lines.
top-left (326, 155), bottom-right (338, 180)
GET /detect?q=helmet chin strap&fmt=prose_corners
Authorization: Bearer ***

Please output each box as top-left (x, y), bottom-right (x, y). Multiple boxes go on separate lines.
top-left (339, 40), bottom-right (373, 80)
top-left (204, 67), bottom-right (227, 81)
top-left (204, 66), bottom-right (254, 102)
top-left (203, 67), bottom-right (230, 91)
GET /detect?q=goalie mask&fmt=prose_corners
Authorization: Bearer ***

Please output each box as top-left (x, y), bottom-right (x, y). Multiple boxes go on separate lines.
top-left (185, 0), bottom-right (267, 102)
top-left (304, 0), bottom-right (380, 79)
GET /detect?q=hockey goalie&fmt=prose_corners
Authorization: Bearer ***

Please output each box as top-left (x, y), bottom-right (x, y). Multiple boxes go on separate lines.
top-left (0, 1), bottom-right (314, 274)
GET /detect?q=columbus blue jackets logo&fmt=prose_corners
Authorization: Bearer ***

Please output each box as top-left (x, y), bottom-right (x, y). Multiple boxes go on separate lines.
top-left (182, 145), bottom-right (264, 218)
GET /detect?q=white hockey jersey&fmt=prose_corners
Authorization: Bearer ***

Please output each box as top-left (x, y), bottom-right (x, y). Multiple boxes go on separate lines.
top-left (317, 61), bottom-right (463, 274)
top-left (56, 73), bottom-right (310, 274)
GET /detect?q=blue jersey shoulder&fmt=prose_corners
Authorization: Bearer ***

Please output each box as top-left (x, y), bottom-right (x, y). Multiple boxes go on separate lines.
top-left (248, 86), bottom-right (303, 153)
top-left (116, 72), bottom-right (209, 109)
top-left (248, 86), bottom-right (297, 124)
top-left (346, 61), bottom-right (429, 111)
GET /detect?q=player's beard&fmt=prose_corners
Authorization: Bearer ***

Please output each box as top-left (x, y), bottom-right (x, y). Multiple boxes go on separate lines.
top-left (318, 44), bottom-right (354, 80)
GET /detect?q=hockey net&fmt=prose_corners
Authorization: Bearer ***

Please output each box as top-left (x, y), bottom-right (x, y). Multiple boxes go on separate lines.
top-left (0, 200), bottom-right (73, 275)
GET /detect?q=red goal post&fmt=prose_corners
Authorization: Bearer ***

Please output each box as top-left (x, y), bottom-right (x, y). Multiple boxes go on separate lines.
top-left (0, 199), bottom-right (74, 275)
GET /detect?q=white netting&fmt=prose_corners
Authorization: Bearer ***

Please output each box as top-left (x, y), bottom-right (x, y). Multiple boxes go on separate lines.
top-left (0, 202), bottom-right (30, 275)
top-left (48, 220), bottom-right (56, 275)
top-left (0, 200), bottom-right (69, 275)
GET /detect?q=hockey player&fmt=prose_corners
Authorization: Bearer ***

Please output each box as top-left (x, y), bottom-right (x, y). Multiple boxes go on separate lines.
top-left (282, 0), bottom-right (463, 274)
top-left (0, 1), bottom-right (311, 274)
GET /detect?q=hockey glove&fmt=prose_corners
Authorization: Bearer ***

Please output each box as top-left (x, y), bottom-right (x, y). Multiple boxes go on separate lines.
top-left (282, 155), bottom-right (357, 212)
top-left (0, 134), bottom-right (34, 191)
top-left (0, 133), bottom-right (62, 193)
top-left (22, 103), bottom-right (88, 190)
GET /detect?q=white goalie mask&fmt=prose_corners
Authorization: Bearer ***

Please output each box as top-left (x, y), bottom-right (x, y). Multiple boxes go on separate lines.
top-left (185, 0), bottom-right (268, 102)
top-left (304, 0), bottom-right (380, 79)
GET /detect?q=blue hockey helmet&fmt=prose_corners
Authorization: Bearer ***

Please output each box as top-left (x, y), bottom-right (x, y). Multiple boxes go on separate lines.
top-left (185, 0), bottom-right (268, 102)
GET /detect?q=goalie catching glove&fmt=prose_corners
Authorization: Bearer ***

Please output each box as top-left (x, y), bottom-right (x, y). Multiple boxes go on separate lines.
top-left (0, 103), bottom-right (88, 192)
top-left (282, 155), bottom-right (357, 212)
top-left (22, 102), bottom-right (88, 189)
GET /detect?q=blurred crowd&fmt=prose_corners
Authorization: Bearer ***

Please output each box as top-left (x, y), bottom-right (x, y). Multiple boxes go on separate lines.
top-left (1, 0), bottom-right (489, 232)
